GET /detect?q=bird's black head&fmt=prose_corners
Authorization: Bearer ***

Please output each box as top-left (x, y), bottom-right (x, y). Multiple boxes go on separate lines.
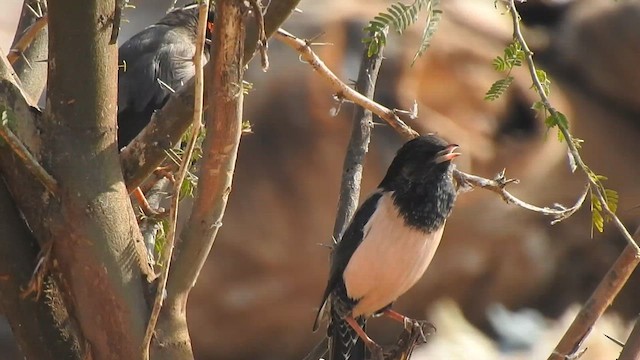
top-left (158, 3), bottom-right (216, 39)
top-left (379, 135), bottom-right (460, 192)
top-left (379, 135), bottom-right (460, 231)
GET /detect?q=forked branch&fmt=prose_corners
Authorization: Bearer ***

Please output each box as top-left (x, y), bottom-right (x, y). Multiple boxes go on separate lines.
top-left (275, 28), bottom-right (585, 223)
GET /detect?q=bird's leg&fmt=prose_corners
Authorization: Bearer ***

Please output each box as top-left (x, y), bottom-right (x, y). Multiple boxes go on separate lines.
top-left (381, 309), bottom-right (436, 343)
top-left (134, 164), bottom-right (177, 218)
top-left (345, 316), bottom-right (384, 360)
top-left (153, 165), bottom-right (176, 184)
top-left (133, 187), bottom-right (159, 216)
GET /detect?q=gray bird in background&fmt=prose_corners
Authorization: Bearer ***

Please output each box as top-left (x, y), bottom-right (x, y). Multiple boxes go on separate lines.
top-left (117, 3), bottom-right (214, 150)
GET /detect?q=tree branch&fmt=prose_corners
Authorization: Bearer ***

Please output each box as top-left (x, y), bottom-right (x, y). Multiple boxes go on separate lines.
top-left (274, 28), bottom-right (584, 222)
top-left (120, 0), bottom-right (301, 192)
top-left (548, 228), bottom-right (640, 360)
top-left (142, 2), bottom-right (210, 358)
top-left (8, 14), bottom-right (48, 65)
top-left (619, 309), bottom-right (640, 360)
top-left (275, 29), bottom-right (418, 140)
top-left (507, 0), bottom-right (639, 252)
top-left (453, 168), bottom-right (587, 223)
top-left (44, 1), bottom-right (151, 357)
top-left (10, 0), bottom-right (48, 102)
top-left (0, 180), bottom-right (86, 360)
top-left (152, 0), bottom-right (246, 358)
top-left (0, 110), bottom-right (58, 195)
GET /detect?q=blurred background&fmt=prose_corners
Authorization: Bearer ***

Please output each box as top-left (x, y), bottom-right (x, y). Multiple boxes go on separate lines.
top-left (2, 0), bottom-right (640, 359)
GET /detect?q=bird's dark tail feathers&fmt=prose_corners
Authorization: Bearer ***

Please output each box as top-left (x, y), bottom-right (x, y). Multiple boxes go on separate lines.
top-left (329, 310), bottom-right (366, 360)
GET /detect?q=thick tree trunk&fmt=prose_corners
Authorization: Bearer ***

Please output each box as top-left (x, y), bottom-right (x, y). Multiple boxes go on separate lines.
top-left (44, 0), bottom-right (151, 358)
top-left (0, 182), bottom-right (84, 360)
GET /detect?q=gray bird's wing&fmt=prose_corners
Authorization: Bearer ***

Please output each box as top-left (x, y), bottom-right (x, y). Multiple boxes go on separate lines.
top-left (118, 25), bottom-right (198, 113)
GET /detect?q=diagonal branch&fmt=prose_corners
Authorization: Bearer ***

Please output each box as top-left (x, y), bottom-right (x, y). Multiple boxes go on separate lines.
top-left (151, 0), bottom-right (247, 358)
top-left (274, 28), bottom-right (584, 222)
top-left (0, 110), bottom-right (58, 195)
top-left (8, 14), bottom-right (48, 65)
top-left (10, 0), bottom-right (48, 102)
top-left (141, 2), bottom-right (210, 358)
top-left (548, 228), bottom-right (640, 360)
top-left (275, 29), bottom-right (418, 140)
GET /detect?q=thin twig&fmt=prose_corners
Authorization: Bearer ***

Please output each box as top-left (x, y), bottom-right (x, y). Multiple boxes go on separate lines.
top-left (453, 168), bottom-right (588, 223)
top-left (507, 0), bottom-right (639, 252)
top-left (0, 116), bottom-right (58, 195)
top-left (8, 14), bottom-right (48, 65)
top-left (303, 337), bottom-right (329, 360)
top-left (140, 2), bottom-right (209, 358)
top-left (501, 1), bottom-right (640, 359)
top-left (275, 28), bottom-right (584, 221)
top-left (275, 28), bottom-right (418, 140)
top-left (151, 0), bottom-right (246, 356)
top-left (247, 0), bottom-right (269, 71)
top-left (321, 28), bottom-right (384, 360)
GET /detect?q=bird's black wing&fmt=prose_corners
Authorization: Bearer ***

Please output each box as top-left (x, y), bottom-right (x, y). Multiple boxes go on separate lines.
top-left (313, 190), bottom-right (383, 330)
top-left (117, 26), bottom-right (198, 148)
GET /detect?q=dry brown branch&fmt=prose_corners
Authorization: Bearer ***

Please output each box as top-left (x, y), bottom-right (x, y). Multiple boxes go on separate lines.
top-left (247, 0), bottom-right (269, 71)
top-left (548, 228), bottom-right (640, 360)
top-left (619, 311), bottom-right (640, 360)
top-left (9, 0), bottom-right (48, 101)
top-left (151, 0), bottom-right (247, 358)
top-left (0, 115), bottom-right (58, 195)
top-left (275, 28), bottom-right (418, 140)
top-left (453, 168), bottom-right (588, 223)
top-left (140, 2), bottom-right (210, 358)
top-left (275, 28), bottom-right (584, 222)
top-left (8, 14), bottom-right (48, 65)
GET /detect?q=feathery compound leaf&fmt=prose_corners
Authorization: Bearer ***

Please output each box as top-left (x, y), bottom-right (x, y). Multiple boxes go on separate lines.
top-left (535, 69), bottom-right (551, 97)
top-left (604, 188), bottom-right (619, 214)
top-left (591, 192), bottom-right (604, 234)
top-left (412, 4), bottom-right (442, 64)
top-left (485, 41), bottom-right (524, 101)
top-left (545, 111), bottom-right (569, 142)
top-left (364, 0), bottom-right (438, 57)
top-left (492, 56), bottom-right (508, 72)
top-left (485, 76), bottom-right (514, 101)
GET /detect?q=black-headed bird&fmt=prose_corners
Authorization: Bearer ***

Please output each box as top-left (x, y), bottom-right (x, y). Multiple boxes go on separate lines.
top-left (117, 4), bottom-right (215, 149)
top-left (313, 135), bottom-right (460, 360)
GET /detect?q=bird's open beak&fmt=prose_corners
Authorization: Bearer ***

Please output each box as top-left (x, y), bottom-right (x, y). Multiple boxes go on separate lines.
top-left (434, 144), bottom-right (461, 164)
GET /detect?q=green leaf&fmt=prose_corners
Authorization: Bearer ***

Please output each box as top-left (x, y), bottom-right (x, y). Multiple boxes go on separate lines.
top-left (531, 101), bottom-right (545, 112)
top-left (484, 76), bottom-right (514, 101)
top-left (364, 0), bottom-right (438, 58)
top-left (545, 112), bottom-right (569, 135)
top-left (0, 108), bottom-right (8, 126)
top-left (535, 69), bottom-right (551, 96)
top-left (604, 188), bottom-right (619, 214)
top-left (492, 56), bottom-right (508, 72)
top-left (591, 193), bottom-right (604, 234)
top-left (412, 7), bottom-right (442, 64)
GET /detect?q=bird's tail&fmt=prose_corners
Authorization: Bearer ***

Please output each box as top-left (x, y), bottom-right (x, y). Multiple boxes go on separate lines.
top-left (328, 310), bottom-right (366, 360)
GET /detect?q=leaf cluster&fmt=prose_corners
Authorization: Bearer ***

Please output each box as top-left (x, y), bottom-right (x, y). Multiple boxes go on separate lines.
top-left (485, 41), bottom-right (524, 101)
top-left (363, 0), bottom-right (442, 61)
